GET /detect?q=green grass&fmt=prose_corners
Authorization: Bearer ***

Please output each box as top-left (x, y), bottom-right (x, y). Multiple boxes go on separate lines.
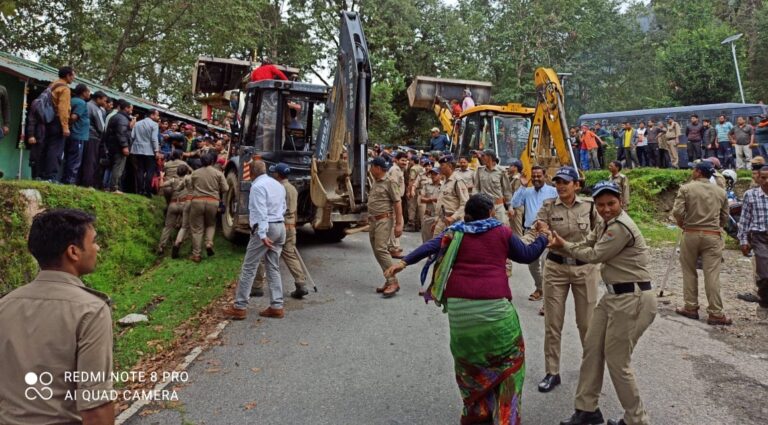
top-left (0, 181), bottom-right (244, 372)
top-left (112, 235), bottom-right (244, 370)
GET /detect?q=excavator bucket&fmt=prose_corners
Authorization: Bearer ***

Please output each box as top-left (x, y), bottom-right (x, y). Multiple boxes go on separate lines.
top-left (407, 76), bottom-right (492, 109)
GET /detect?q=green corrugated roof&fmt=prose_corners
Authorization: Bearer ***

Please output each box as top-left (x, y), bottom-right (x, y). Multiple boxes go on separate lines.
top-left (0, 51), bottom-right (212, 127)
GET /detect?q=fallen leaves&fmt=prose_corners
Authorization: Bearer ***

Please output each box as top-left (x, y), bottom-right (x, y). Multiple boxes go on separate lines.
top-left (250, 367), bottom-right (261, 374)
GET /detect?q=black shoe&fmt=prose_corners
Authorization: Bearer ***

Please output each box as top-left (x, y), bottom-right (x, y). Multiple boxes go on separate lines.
top-left (560, 409), bottom-right (604, 425)
top-left (607, 419), bottom-right (626, 425)
top-left (250, 288), bottom-right (264, 297)
top-left (737, 292), bottom-right (760, 303)
top-left (171, 245), bottom-right (180, 259)
top-left (290, 287), bottom-right (309, 299)
top-left (538, 374), bottom-right (561, 392)
top-left (206, 247), bottom-right (215, 257)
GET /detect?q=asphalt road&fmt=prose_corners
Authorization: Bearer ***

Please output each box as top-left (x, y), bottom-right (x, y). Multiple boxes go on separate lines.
top-left (126, 229), bottom-right (768, 425)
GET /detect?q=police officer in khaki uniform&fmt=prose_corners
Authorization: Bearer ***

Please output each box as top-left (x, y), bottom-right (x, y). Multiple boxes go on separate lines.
top-left (672, 161), bottom-right (732, 325)
top-left (474, 149), bottom-right (513, 226)
top-left (415, 158), bottom-right (432, 223)
top-left (162, 149), bottom-right (187, 203)
top-left (664, 115), bottom-right (681, 168)
top-left (432, 154), bottom-right (469, 237)
top-left (172, 171), bottom-right (194, 258)
top-left (524, 166), bottom-right (600, 393)
top-left (419, 166), bottom-right (442, 242)
top-left (252, 163), bottom-right (309, 299)
top-left (387, 152), bottom-right (407, 257)
top-left (369, 156), bottom-right (404, 297)
top-left (405, 155), bottom-right (424, 232)
top-left (455, 156), bottom-right (475, 194)
top-left (157, 163), bottom-right (191, 254)
top-left (189, 152), bottom-right (229, 262)
top-left (552, 181), bottom-right (657, 425)
top-left (608, 160), bottom-right (630, 209)
top-left (507, 160), bottom-right (525, 236)
top-left (0, 209), bottom-right (114, 425)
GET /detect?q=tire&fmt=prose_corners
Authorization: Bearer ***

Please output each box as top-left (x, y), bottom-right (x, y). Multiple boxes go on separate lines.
top-left (314, 224), bottom-right (349, 243)
top-left (222, 171), bottom-right (248, 244)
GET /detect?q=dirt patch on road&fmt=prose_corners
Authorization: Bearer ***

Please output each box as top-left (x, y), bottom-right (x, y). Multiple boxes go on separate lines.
top-left (649, 247), bottom-right (768, 355)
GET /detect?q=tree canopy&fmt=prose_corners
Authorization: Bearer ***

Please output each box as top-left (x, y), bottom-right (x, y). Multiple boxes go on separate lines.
top-left (1, 0), bottom-right (765, 144)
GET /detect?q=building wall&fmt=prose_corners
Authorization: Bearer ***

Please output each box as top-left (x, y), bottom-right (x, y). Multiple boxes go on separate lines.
top-left (0, 72), bottom-right (31, 179)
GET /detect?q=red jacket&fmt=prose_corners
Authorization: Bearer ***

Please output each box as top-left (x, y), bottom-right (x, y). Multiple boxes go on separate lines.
top-left (250, 65), bottom-right (288, 82)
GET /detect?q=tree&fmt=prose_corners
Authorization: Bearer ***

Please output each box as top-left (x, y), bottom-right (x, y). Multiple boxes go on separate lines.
top-left (657, 23), bottom-right (742, 105)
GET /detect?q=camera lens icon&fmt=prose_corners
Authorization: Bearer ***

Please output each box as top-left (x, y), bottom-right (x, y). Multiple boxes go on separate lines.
top-left (24, 371), bottom-right (53, 401)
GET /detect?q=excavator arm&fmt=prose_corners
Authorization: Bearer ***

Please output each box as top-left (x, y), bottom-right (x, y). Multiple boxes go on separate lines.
top-left (311, 11), bottom-right (371, 229)
top-left (521, 68), bottom-right (578, 179)
top-left (407, 76), bottom-right (492, 146)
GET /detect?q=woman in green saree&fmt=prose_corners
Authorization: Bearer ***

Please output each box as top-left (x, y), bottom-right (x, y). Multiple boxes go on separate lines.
top-left (387, 193), bottom-right (548, 424)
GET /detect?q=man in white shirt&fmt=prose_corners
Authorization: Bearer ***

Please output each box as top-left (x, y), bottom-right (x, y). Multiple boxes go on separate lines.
top-left (223, 160), bottom-right (288, 319)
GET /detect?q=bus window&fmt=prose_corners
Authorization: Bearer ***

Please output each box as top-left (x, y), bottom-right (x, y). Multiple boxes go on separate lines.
top-left (495, 115), bottom-right (530, 166)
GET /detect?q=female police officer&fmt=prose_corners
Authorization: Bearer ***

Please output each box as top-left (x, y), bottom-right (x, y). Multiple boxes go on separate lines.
top-left (549, 181), bottom-right (657, 425)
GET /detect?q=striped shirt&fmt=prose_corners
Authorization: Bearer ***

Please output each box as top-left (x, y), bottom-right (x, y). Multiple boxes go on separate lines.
top-left (738, 187), bottom-right (768, 245)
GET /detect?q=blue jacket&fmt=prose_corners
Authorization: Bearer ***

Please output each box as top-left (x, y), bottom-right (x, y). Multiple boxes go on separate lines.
top-left (69, 97), bottom-right (90, 141)
top-left (430, 134), bottom-right (449, 151)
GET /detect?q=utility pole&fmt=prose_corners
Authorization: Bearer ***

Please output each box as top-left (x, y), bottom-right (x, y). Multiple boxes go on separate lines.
top-left (721, 33), bottom-right (746, 104)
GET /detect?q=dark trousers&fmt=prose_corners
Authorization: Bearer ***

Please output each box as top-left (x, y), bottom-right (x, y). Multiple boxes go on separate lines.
top-left (637, 146), bottom-right (649, 167)
top-left (687, 140), bottom-right (702, 162)
top-left (658, 148), bottom-right (671, 168)
top-left (646, 143), bottom-right (659, 167)
top-left (718, 143), bottom-right (734, 169)
top-left (751, 232), bottom-right (768, 308)
top-left (61, 137), bottom-right (85, 184)
top-left (78, 137), bottom-right (101, 187)
top-left (597, 144), bottom-right (605, 169)
top-left (28, 141), bottom-right (45, 179)
top-left (131, 154), bottom-right (156, 195)
top-left (617, 146), bottom-right (626, 162)
top-left (41, 121), bottom-right (65, 181)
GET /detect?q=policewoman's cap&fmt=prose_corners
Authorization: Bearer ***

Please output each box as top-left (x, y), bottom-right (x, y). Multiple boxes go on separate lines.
top-left (269, 163), bottom-right (291, 176)
top-left (438, 154), bottom-right (455, 164)
top-left (592, 181), bottom-right (622, 197)
top-left (553, 166), bottom-right (579, 182)
top-left (369, 156), bottom-right (389, 169)
top-left (693, 160), bottom-right (714, 177)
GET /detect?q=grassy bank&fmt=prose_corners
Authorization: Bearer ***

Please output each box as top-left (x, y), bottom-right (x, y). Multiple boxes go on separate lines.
top-left (0, 181), bottom-right (244, 371)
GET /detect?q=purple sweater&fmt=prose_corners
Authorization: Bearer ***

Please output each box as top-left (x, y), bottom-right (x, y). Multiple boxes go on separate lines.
top-left (403, 226), bottom-right (547, 300)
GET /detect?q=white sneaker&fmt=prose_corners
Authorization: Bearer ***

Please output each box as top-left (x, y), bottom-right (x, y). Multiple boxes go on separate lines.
top-left (757, 306), bottom-right (768, 320)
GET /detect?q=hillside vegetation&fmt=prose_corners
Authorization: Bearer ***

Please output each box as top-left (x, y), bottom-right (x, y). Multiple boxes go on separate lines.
top-left (0, 181), bottom-right (244, 370)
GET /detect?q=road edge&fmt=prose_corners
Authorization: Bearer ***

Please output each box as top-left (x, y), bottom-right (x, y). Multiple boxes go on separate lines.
top-left (115, 320), bottom-right (230, 424)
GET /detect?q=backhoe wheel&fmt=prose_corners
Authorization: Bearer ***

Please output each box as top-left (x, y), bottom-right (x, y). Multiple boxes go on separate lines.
top-left (314, 224), bottom-right (349, 243)
top-left (222, 171), bottom-right (247, 244)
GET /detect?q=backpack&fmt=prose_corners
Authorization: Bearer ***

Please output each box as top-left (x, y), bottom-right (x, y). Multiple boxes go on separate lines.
top-left (30, 83), bottom-right (67, 124)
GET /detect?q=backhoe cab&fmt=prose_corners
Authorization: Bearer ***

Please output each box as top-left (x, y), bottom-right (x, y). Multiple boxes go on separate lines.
top-left (221, 11), bottom-right (370, 243)
top-left (407, 76), bottom-right (532, 167)
top-left (407, 68), bottom-right (577, 177)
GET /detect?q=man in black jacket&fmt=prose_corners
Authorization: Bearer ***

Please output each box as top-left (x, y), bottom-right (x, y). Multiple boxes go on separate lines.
top-left (78, 91), bottom-right (107, 187)
top-left (104, 99), bottom-right (132, 193)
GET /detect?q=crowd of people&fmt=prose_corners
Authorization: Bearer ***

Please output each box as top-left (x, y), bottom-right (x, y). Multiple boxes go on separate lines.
top-left (574, 113), bottom-right (768, 171)
top-left (358, 142), bottom-right (768, 424)
top-left (2, 66), bottom-right (767, 425)
top-left (20, 66), bottom-right (233, 198)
